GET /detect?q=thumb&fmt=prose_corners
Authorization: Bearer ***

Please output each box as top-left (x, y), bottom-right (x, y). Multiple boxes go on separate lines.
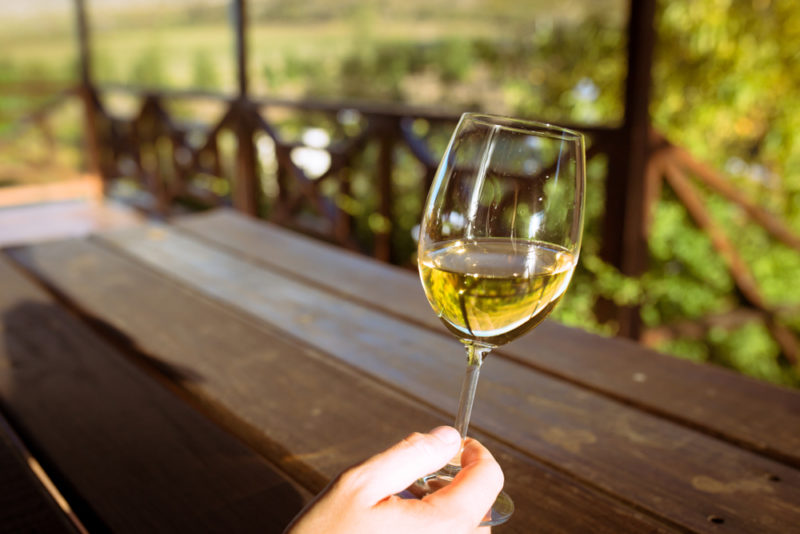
top-left (343, 426), bottom-right (462, 505)
top-left (423, 437), bottom-right (504, 527)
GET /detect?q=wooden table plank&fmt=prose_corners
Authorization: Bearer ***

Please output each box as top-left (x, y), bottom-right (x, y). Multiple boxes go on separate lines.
top-left (94, 222), bottom-right (800, 534)
top-left (6, 239), bottom-right (680, 534)
top-left (0, 198), bottom-right (141, 248)
top-left (176, 208), bottom-right (800, 468)
top-left (0, 413), bottom-right (77, 534)
top-left (0, 256), bottom-right (307, 533)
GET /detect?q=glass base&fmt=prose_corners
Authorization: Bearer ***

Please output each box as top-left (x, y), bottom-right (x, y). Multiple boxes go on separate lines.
top-left (398, 472), bottom-right (514, 526)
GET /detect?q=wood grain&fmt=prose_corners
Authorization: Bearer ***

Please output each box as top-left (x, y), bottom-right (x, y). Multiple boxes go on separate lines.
top-left (93, 221), bottom-right (800, 534)
top-left (6, 239), bottom-right (679, 534)
top-left (0, 256), bottom-right (306, 533)
top-left (0, 412), bottom-right (76, 533)
top-left (176, 208), bottom-right (800, 468)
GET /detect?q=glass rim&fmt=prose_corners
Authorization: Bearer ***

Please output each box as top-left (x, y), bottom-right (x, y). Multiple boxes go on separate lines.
top-left (460, 112), bottom-right (584, 142)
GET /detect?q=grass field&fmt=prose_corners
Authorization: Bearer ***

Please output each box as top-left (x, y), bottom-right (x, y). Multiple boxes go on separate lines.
top-left (2, 0), bottom-right (625, 98)
top-left (4, 19), bottom-right (537, 95)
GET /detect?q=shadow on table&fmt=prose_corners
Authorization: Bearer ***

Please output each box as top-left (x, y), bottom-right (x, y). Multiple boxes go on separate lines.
top-left (0, 300), bottom-right (306, 533)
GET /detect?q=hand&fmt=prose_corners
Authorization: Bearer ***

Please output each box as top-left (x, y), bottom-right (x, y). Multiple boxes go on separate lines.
top-left (284, 426), bottom-right (504, 534)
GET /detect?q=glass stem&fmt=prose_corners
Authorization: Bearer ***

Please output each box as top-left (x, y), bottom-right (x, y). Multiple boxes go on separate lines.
top-left (445, 342), bottom-right (490, 475)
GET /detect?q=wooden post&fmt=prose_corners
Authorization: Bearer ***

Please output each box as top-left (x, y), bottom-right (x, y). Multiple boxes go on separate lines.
top-left (234, 105), bottom-right (259, 216)
top-left (233, 0), bottom-right (248, 97)
top-left (334, 168), bottom-right (353, 245)
top-left (597, 0), bottom-right (657, 338)
top-left (74, 0), bottom-right (104, 185)
top-left (232, 0), bottom-right (259, 215)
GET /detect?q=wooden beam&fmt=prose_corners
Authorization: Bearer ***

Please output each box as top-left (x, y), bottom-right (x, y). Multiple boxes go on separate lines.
top-left (233, 102), bottom-right (260, 215)
top-left (233, 0), bottom-right (249, 98)
top-left (663, 160), bottom-right (765, 309)
top-left (662, 159), bottom-right (799, 365)
top-left (73, 0), bottom-right (104, 184)
top-left (74, 0), bottom-right (91, 86)
top-left (229, 0), bottom-right (260, 215)
top-left (598, 0), bottom-right (657, 338)
top-left (662, 141), bottom-right (800, 253)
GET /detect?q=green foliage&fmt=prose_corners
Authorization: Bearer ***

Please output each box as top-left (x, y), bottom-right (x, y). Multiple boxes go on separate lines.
top-left (129, 45), bottom-right (169, 87)
top-left (654, 0), bottom-right (800, 223)
top-left (191, 50), bottom-right (220, 90)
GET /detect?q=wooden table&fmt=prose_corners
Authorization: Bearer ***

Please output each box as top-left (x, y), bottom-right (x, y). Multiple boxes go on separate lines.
top-left (1, 208), bottom-right (798, 533)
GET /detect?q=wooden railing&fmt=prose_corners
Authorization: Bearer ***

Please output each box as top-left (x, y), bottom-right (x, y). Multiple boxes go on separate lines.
top-left (81, 85), bottom-right (616, 261)
top-left (0, 84), bottom-right (76, 155)
top-left (641, 132), bottom-right (800, 366)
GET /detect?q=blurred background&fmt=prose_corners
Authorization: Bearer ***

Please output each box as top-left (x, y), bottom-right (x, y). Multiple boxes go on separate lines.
top-left (1, 0), bottom-right (798, 387)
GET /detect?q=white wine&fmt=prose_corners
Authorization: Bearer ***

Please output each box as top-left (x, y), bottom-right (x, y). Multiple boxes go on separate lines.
top-left (420, 238), bottom-right (576, 346)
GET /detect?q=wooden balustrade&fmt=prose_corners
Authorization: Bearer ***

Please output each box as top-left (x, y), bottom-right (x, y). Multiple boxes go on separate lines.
top-left (644, 135), bottom-right (800, 366)
top-left (76, 85), bottom-right (618, 260)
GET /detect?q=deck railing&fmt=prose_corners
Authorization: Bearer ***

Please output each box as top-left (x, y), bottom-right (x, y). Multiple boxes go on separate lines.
top-left (81, 85), bottom-right (617, 258)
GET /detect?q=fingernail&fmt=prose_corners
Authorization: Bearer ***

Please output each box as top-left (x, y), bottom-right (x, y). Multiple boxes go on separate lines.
top-left (429, 426), bottom-right (461, 445)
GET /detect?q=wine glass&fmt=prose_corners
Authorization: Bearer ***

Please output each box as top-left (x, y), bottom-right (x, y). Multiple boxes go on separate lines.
top-left (414, 113), bottom-right (585, 525)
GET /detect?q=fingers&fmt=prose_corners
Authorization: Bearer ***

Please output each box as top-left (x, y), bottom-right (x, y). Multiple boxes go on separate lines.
top-left (423, 437), bottom-right (504, 526)
top-left (341, 426), bottom-right (462, 505)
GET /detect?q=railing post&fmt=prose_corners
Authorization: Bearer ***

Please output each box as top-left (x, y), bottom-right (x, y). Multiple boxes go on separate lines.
top-left (233, 102), bottom-right (259, 216)
top-left (598, 0), bottom-right (657, 338)
top-left (232, 0), bottom-right (259, 216)
top-left (74, 0), bottom-right (104, 186)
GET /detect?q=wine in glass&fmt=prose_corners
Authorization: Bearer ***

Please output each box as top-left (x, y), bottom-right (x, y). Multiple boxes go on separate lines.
top-left (414, 113), bottom-right (585, 525)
